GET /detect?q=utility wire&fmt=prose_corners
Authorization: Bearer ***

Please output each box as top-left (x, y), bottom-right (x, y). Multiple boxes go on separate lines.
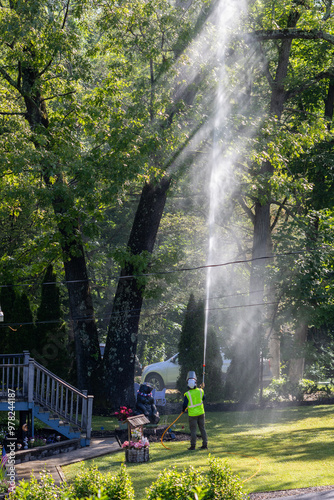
top-left (0, 250), bottom-right (305, 289)
top-left (0, 300), bottom-right (280, 328)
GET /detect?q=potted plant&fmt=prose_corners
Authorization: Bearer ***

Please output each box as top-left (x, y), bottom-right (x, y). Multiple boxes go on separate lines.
top-left (122, 438), bottom-right (149, 462)
top-left (114, 406), bottom-right (132, 429)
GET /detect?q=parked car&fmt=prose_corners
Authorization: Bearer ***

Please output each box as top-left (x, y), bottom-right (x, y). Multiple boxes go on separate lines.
top-left (141, 352), bottom-right (272, 391)
top-left (99, 343), bottom-right (142, 376)
top-left (141, 352), bottom-right (232, 391)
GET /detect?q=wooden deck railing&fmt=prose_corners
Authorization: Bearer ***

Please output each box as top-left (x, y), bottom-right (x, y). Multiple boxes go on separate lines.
top-left (0, 353), bottom-right (25, 397)
top-left (0, 351), bottom-right (93, 441)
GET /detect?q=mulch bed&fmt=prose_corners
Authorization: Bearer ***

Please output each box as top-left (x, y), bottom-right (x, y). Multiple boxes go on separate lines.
top-left (92, 426), bottom-right (190, 443)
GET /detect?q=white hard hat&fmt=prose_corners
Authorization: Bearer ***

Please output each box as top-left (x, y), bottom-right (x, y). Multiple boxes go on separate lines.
top-left (188, 378), bottom-right (196, 389)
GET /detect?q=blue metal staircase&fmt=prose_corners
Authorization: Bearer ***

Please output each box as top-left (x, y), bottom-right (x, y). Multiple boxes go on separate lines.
top-left (0, 352), bottom-right (94, 447)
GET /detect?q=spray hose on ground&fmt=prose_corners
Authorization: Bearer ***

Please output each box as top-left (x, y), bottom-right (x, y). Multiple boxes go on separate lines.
top-left (160, 410), bottom-right (186, 449)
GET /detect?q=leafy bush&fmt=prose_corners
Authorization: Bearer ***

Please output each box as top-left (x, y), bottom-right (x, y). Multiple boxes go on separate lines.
top-left (206, 456), bottom-right (245, 500)
top-left (262, 377), bottom-right (333, 402)
top-left (146, 456), bottom-right (247, 500)
top-left (9, 471), bottom-right (73, 499)
top-left (103, 465), bottom-right (135, 500)
top-left (10, 465), bottom-right (134, 500)
top-left (10, 458), bottom-right (244, 500)
top-left (72, 464), bottom-right (134, 500)
top-left (0, 466), bottom-right (10, 495)
top-left (71, 465), bottom-right (104, 497)
top-left (146, 466), bottom-right (206, 499)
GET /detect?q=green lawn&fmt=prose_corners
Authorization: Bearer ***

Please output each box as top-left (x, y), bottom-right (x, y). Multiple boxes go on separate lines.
top-left (62, 405), bottom-right (334, 499)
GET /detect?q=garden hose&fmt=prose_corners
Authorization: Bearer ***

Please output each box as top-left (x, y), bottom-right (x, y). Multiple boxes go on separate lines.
top-left (223, 452), bottom-right (262, 483)
top-left (160, 410), bottom-right (186, 449)
top-left (241, 454), bottom-right (261, 483)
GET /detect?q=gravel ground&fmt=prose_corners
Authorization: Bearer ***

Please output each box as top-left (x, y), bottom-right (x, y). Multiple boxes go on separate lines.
top-left (249, 486), bottom-right (334, 499)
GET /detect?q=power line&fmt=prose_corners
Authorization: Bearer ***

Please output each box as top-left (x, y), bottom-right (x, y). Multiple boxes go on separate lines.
top-left (0, 249), bottom-right (305, 289)
top-left (0, 300), bottom-right (280, 328)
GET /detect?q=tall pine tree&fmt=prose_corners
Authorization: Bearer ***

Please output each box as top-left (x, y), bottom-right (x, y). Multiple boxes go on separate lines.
top-left (177, 294), bottom-right (223, 400)
top-left (33, 265), bottom-right (71, 379)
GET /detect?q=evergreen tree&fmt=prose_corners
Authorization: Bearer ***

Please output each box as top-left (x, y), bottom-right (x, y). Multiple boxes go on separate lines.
top-left (177, 294), bottom-right (204, 394)
top-left (177, 294), bottom-right (223, 401)
top-left (0, 285), bottom-right (17, 353)
top-left (33, 265), bottom-right (71, 379)
top-left (204, 326), bottom-right (223, 400)
top-left (12, 293), bottom-right (35, 353)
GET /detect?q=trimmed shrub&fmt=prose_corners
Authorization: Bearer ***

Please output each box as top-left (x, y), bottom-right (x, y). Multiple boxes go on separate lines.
top-left (10, 458), bottom-right (244, 500)
top-left (206, 456), bottom-right (246, 500)
top-left (9, 471), bottom-right (73, 499)
top-left (71, 465), bottom-right (104, 498)
top-left (10, 465), bottom-right (134, 500)
top-left (146, 456), bottom-right (247, 500)
top-left (146, 466), bottom-right (207, 500)
top-left (72, 464), bottom-right (134, 500)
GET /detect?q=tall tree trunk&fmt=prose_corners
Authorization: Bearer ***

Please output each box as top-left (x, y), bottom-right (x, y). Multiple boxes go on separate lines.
top-left (234, 161), bottom-right (273, 402)
top-left (234, 8), bottom-right (301, 402)
top-left (103, 177), bottom-right (171, 408)
top-left (58, 220), bottom-right (101, 391)
top-left (288, 320), bottom-right (308, 383)
top-left (287, 71), bottom-right (334, 383)
top-left (20, 63), bottom-right (101, 392)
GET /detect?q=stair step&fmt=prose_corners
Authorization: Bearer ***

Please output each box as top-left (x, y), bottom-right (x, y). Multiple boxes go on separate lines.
top-left (36, 407), bottom-right (49, 413)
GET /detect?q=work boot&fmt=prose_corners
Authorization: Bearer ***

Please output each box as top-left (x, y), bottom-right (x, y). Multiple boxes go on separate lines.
top-left (188, 446), bottom-right (196, 450)
top-left (200, 444), bottom-right (208, 449)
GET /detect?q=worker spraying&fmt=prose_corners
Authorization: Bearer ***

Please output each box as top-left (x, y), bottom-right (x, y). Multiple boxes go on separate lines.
top-left (182, 371), bottom-right (208, 451)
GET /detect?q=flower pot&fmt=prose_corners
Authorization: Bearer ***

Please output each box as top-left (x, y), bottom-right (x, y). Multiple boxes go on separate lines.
top-left (118, 421), bottom-right (128, 430)
top-left (125, 447), bottom-right (149, 463)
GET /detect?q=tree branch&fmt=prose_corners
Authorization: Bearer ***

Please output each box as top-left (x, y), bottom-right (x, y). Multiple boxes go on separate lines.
top-left (284, 107), bottom-right (322, 117)
top-left (256, 43), bottom-right (274, 88)
top-left (61, 0), bottom-right (71, 29)
top-left (0, 111), bottom-right (25, 115)
top-left (245, 29), bottom-right (334, 45)
top-left (17, 61), bottom-right (21, 90)
top-left (38, 54), bottom-right (57, 78)
top-left (271, 196), bottom-right (288, 232)
top-left (323, 0), bottom-right (332, 21)
top-left (40, 90), bottom-right (76, 102)
top-left (286, 70), bottom-right (334, 99)
top-left (237, 195), bottom-right (255, 224)
top-left (0, 66), bottom-right (21, 93)
top-left (39, 0), bottom-right (71, 80)
top-left (270, 200), bottom-right (298, 221)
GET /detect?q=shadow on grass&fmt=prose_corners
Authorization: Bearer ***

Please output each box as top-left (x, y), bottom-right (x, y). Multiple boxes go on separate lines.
top-left (64, 405), bottom-right (334, 499)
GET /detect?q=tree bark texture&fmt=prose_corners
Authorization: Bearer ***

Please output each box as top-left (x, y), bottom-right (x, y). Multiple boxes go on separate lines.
top-left (235, 161), bottom-right (273, 402)
top-left (324, 78), bottom-right (334, 124)
top-left (246, 29), bottom-right (334, 45)
top-left (287, 61), bottom-right (334, 383)
top-left (103, 177), bottom-right (171, 408)
top-left (288, 320), bottom-right (308, 383)
top-left (18, 60), bottom-right (101, 392)
top-left (233, 8), bottom-right (301, 402)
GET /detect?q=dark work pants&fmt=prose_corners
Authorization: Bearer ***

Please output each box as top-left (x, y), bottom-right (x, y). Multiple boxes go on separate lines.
top-left (188, 413), bottom-right (207, 448)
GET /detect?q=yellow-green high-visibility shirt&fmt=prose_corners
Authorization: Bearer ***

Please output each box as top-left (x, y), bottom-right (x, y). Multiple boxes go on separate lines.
top-left (184, 388), bottom-right (205, 416)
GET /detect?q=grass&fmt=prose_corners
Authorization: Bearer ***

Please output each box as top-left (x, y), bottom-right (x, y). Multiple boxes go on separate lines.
top-left (62, 405), bottom-right (334, 499)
